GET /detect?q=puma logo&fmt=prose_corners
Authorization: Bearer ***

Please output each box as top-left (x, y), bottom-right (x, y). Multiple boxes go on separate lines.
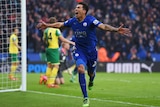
top-left (141, 63), bottom-right (154, 73)
top-left (92, 61), bottom-right (97, 67)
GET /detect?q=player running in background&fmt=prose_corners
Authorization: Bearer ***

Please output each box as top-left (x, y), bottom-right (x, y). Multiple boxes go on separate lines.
top-left (70, 67), bottom-right (78, 83)
top-left (69, 36), bottom-right (78, 83)
top-left (39, 17), bottom-right (75, 88)
top-left (55, 42), bottom-right (71, 85)
top-left (37, 2), bottom-right (130, 106)
top-left (9, 27), bottom-right (21, 80)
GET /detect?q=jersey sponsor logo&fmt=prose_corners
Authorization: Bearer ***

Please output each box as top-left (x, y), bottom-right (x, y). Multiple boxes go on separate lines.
top-left (75, 31), bottom-right (87, 38)
top-left (93, 19), bottom-right (99, 25)
top-left (83, 22), bottom-right (87, 27)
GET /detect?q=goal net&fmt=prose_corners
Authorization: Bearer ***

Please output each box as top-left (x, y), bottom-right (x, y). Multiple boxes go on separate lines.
top-left (0, 0), bottom-right (26, 92)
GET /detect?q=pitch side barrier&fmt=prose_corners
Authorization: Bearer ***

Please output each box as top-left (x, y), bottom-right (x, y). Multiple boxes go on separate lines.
top-left (25, 61), bottom-right (160, 73)
top-left (97, 61), bottom-right (160, 73)
top-left (26, 61), bottom-right (74, 73)
top-left (2, 61), bottom-right (158, 73)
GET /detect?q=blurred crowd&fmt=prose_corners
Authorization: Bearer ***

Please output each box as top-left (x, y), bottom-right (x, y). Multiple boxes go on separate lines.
top-left (0, 0), bottom-right (21, 53)
top-left (26, 0), bottom-right (160, 61)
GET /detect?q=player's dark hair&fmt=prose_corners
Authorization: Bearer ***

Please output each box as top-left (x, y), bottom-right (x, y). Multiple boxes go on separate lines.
top-left (78, 2), bottom-right (88, 14)
top-left (13, 27), bottom-right (18, 32)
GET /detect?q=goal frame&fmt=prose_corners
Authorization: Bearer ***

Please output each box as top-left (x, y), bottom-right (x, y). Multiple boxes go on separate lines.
top-left (21, 0), bottom-right (27, 92)
top-left (0, 0), bottom-right (27, 92)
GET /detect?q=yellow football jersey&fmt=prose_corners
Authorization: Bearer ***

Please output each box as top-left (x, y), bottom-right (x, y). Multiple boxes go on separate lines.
top-left (9, 34), bottom-right (19, 54)
top-left (43, 28), bottom-right (61, 49)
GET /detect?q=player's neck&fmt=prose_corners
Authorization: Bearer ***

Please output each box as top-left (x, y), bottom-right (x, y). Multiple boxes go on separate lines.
top-left (77, 15), bottom-right (86, 22)
top-left (13, 33), bottom-right (17, 35)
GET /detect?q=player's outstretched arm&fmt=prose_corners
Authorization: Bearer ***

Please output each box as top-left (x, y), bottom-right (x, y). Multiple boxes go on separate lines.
top-left (98, 23), bottom-right (131, 36)
top-left (37, 20), bottom-right (64, 29)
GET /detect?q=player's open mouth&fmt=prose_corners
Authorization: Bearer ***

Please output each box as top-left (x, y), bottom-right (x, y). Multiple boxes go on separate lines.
top-left (75, 12), bottom-right (78, 15)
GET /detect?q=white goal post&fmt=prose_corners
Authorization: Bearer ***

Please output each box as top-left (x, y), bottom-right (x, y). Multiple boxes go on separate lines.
top-left (0, 0), bottom-right (26, 92)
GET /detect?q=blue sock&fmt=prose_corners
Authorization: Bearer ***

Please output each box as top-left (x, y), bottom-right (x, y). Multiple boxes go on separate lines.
top-left (89, 72), bottom-right (95, 82)
top-left (79, 73), bottom-right (88, 98)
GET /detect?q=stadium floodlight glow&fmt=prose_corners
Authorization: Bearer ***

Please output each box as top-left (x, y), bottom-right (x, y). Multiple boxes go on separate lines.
top-left (0, 0), bottom-right (26, 92)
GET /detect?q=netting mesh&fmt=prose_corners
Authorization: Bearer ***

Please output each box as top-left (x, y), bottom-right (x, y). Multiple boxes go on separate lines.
top-left (0, 0), bottom-right (22, 90)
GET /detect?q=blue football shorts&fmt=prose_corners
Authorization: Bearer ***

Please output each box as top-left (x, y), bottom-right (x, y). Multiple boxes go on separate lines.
top-left (73, 49), bottom-right (97, 73)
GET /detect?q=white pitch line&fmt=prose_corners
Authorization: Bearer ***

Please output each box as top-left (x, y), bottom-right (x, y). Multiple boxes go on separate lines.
top-left (27, 90), bottom-right (160, 107)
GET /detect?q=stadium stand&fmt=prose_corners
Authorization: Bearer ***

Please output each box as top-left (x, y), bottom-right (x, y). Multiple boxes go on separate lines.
top-left (26, 0), bottom-right (160, 62)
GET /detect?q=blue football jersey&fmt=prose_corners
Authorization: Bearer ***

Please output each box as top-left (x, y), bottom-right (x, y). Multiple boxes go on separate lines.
top-left (64, 15), bottom-right (101, 52)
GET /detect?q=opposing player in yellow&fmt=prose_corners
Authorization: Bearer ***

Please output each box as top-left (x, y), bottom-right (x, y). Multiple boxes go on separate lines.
top-left (9, 28), bottom-right (21, 80)
top-left (40, 17), bottom-right (75, 88)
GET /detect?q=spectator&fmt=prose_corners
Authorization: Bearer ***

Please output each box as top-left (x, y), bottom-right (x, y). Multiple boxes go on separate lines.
top-left (98, 46), bottom-right (120, 62)
top-left (137, 37), bottom-right (147, 60)
top-left (128, 46), bottom-right (139, 61)
top-left (98, 46), bottom-right (110, 62)
top-left (26, 0), bottom-right (160, 61)
top-left (148, 39), bottom-right (156, 53)
top-left (156, 39), bottom-right (160, 53)
top-left (145, 51), bottom-right (153, 61)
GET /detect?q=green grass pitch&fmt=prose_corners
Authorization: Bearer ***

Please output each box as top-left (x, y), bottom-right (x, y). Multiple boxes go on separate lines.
top-left (0, 72), bottom-right (160, 107)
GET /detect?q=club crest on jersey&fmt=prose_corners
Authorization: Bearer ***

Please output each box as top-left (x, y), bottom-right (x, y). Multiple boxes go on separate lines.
top-left (75, 53), bottom-right (79, 57)
top-left (83, 22), bottom-right (87, 27)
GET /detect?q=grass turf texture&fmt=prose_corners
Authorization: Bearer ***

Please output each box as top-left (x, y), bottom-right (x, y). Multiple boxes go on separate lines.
top-left (0, 72), bottom-right (160, 107)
